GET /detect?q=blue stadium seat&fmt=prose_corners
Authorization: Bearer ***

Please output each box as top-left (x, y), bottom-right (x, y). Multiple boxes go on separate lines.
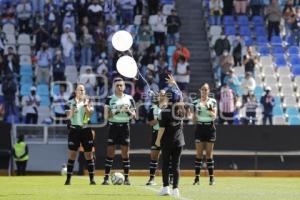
top-left (290, 56), bottom-right (300, 65)
top-left (254, 86), bottom-right (264, 99)
top-left (223, 16), bottom-right (235, 25)
top-left (273, 106), bottom-right (284, 116)
top-left (37, 84), bottom-right (49, 96)
top-left (274, 96), bottom-right (281, 106)
top-left (256, 36), bottom-right (268, 46)
top-left (224, 26), bottom-right (236, 35)
top-left (237, 15), bottom-right (249, 26)
top-left (160, 0), bottom-right (174, 4)
top-left (20, 84), bottom-right (32, 96)
top-left (272, 46), bottom-right (285, 56)
top-left (292, 66), bottom-right (300, 76)
top-left (167, 45), bottom-right (176, 57)
top-left (20, 75), bottom-right (33, 84)
top-left (51, 84), bottom-right (60, 96)
top-left (288, 46), bottom-right (299, 55)
top-left (20, 65), bottom-right (32, 76)
top-left (275, 56), bottom-right (287, 67)
top-left (252, 16), bottom-right (264, 26)
top-left (258, 46), bottom-right (270, 56)
top-left (40, 96), bottom-right (50, 106)
top-left (255, 26), bottom-right (266, 37)
top-left (239, 26), bottom-right (251, 36)
top-left (90, 112), bottom-right (98, 124)
top-left (244, 36), bottom-right (253, 46)
top-left (270, 36), bottom-right (282, 46)
top-left (288, 116), bottom-right (300, 125)
top-left (286, 107), bottom-right (299, 117)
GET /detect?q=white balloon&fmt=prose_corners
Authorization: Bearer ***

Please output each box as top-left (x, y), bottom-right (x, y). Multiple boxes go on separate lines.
top-left (116, 56), bottom-right (138, 78)
top-left (112, 30), bottom-right (133, 52)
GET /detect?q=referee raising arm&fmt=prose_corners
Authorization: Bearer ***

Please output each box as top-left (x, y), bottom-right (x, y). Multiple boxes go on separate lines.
top-left (64, 84), bottom-right (95, 185)
top-left (192, 83), bottom-right (217, 185)
top-left (102, 77), bottom-right (136, 185)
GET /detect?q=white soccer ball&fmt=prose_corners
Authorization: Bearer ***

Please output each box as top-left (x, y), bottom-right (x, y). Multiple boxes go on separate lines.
top-left (111, 172), bottom-right (125, 185)
top-left (61, 165), bottom-right (67, 176)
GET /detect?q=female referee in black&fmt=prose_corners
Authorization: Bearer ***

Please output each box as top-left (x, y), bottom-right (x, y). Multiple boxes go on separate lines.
top-left (155, 74), bottom-right (185, 197)
top-left (192, 83), bottom-right (217, 185)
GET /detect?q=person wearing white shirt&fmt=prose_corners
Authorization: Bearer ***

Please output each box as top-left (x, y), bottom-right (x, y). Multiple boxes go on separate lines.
top-left (53, 84), bottom-right (70, 124)
top-left (61, 24), bottom-right (76, 65)
top-left (119, 0), bottom-right (136, 24)
top-left (22, 87), bottom-right (41, 124)
top-left (241, 72), bottom-right (256, 95)
top-left (149, 10), bottom-right (167, 45)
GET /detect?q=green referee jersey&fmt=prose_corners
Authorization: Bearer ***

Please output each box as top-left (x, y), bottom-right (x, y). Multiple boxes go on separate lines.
top-left (148, 104), bottom-right (161, 131)
top-left (192, 97), bottom-right (217, 122)
top-left (66, 99), bottom-right (91, 126)
top-left (105, 94), bottom-right (136, 123)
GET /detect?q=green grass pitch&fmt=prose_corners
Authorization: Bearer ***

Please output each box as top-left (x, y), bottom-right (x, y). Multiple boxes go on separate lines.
top-left (0, 176), bottom-right (300, 200)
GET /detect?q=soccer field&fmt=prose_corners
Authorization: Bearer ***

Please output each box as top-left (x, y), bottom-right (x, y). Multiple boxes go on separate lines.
top-left (0, 176), bottom-right (299, 200)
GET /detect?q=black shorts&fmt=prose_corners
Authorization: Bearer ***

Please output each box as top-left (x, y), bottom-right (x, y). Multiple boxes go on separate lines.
top-left (194, 122), bottom-right (216, 143)
top-left (107, 122), bottom-right (130, 146)
top-left (68, 126), bottom-right (94, 152)
top-left (150, 130), bottom-right (160, 151)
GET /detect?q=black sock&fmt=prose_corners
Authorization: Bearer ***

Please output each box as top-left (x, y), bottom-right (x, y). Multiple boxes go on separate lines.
top-left (195, 158), bottom-right (203, 177)
top-left (67, 159), bottom-right (75, 181)
top-left (104, 157), bottom-right (113, 180)
top-left (86, 159), bottom-right (95, 182)
top-left (122, 158), bottom-right (130, 180)
top-left (149, 160), bottom-right (158, 179)
top-left (206, 159), bottom-right (214, 177)
top-left (169, 161), bottom-right (173, 179)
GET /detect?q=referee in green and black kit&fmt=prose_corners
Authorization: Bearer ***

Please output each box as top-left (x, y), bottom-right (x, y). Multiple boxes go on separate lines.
top-left (102, 77), bottom-right (136, 185)
top-left (192, 83), bottom-right (217, 186)
top-left (64, 84), bottom-right (95, 185)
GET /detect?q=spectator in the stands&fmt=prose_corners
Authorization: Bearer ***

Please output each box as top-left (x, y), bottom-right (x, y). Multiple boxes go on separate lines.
top-left (156, 45), bottom-right (168, 62)
top-left (36, 42), bottom-right (52, 84)
top-left (22, 86), bottom-right (40, 124)
top-left (172, 42), bottom-right (190, 69)
top-left (290, 7), bottom-right (300, 46)
top-left (166, 9), bottom-right (181, 45)
top-left (148, 0), bottom-right (160, 15)
top-left (2, 74), bottom-right (17, 122)
top-left (79, 67), bottom-right (96, 96)
top-left (224, 68), bottom-right (242, 96)
top-left (232, 34), bottom-right (243, 67)
top-left (119, 0), bottom-right (137, 24)
top-left (282, 0), bottom-right (295, 41)
top-left (49, 25), bottom-right (61, 56)
top-left (32, 0), bottom-right (45, 14)
top-left (260, 87), bottom-right (275, 125)
top-left (88, 0), bottom-right (104, 26)
top-left (243, 46), bottom-right (258, 75)
top-left (1, 3), bottom-right (16, 25)
top-left (80, 26), bottom-right (94, 66)
top-left (265, 0), bottom-right (281, 41)
top-left (214, 34), bottom-right (231, 57)
top-left (174, 55), bottom-right (190, 91)
top-left (242, 90), bottom-right (258, 125)
top-left (104, 0), bottom-right (118, 22)
top-left (44, 0), bottom-right (60, 30)
top-left (16, 0), bottom-right (32, 33)
top-left (52, 50), bottom-right (65, 81)
top-left (234, 0), bottom-right (248, 15)
top-left (34, 22), bottom-right (49, 51)
top-left (149, 9), bottom-right (167, 45)
top-left (96, 52), bottom-right (109, 76)
top-left (53, 84), bottom-right (69, 124)
top-left (219, 82), bottom-right (235, 125)
top-left (3, 46), bottom-right (19, 76)
top-left (219, 50), bottom-right (234, 85)
top-left (61, 24), bottom-right (76, 65)
top-left (241, 72), bottom-right (256, 95)
top-left (223, 0), bottom-right (234, 15)
top-left (137, 16), bottom-right (153, 53)
top-left (210, 0), bottom-right (223, 25)
top-left (250, 0), bottom-right (266, 16)
top-left (63, 4), bottom-right (76, 32)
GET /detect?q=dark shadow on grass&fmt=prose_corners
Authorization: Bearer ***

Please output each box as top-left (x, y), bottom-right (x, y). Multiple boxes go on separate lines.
top-left (83, 193), bottom-right (153, 197)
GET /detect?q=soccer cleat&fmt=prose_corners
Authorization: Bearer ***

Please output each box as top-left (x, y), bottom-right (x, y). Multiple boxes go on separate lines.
top-left (90, 180), bottom-right (96, 185)
top-left (193, 176), bottom-right (200, 185)
top-left (102, 178), bottom-right (110, 185)
top-left (159, 186), bottom-right (171, 196)
top-left (146, 178), bottom-right (157, 186)
top-left (64, 180), bottom-right (71, 185)
top-left (172, 188), bottom-right (180, 198)
top-left (209, 177), bottom-right (215, 186)
top-left (123, 179), bottom-right (131, 185)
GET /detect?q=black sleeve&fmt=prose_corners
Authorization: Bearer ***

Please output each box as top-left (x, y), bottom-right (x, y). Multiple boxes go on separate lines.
top-left (129, 97), bottom-right (136, 110)
top-left (147, 108), bottom-right (154, 121)
top-left (105, 97), bottom-right (111, 106)
top-left (159, 109), bottom-right (170, 128)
